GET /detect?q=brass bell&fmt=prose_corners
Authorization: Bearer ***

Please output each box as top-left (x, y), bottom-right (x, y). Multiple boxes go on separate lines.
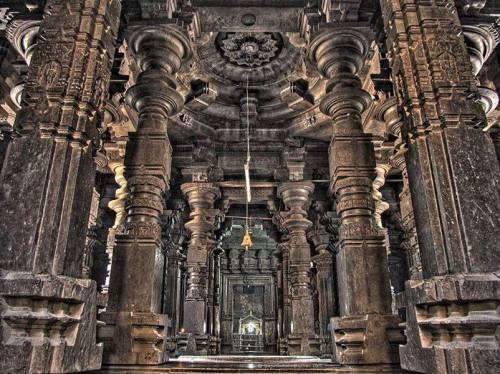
top-left (241, 228), bottom-right (253, 250)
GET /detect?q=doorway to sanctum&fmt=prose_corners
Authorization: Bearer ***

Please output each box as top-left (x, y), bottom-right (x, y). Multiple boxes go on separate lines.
top-left (219, 217), bottom-right (279, 355)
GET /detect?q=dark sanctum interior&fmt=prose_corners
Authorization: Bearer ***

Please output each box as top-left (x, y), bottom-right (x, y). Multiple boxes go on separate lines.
top-left (0, 1), bottom-right (499, 373)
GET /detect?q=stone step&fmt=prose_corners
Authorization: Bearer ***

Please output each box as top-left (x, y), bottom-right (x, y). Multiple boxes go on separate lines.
top-left (96, 355), bottom-right (408, 374)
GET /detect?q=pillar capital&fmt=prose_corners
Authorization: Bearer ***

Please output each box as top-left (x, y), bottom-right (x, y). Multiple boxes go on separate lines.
top-left (182, 182), bottom-right (220, 247)
top-left (125, 25), bottom-right (192, 118)
top-left (125, 70), bottom-right (185, 117)
top-left (308, 28), bottom-right (370, 79)
top-left (127, 25), bottom-right (192, 74)
top-left (277, 181), bottom-right (314, 233)
top-left (310, 29), bottom-right (372, 123)
top-left (6, 19), bottom-right (40, 65)
top-left (463, 21), bottom-right (499, 76)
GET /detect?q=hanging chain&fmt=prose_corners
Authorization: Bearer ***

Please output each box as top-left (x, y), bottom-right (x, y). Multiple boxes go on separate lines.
top-left (245, 74), bottom-right (250, 232)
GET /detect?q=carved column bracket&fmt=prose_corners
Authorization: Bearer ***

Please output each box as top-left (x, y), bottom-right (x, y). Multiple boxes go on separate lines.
top-left (310, 28), bottom-right (403, 365)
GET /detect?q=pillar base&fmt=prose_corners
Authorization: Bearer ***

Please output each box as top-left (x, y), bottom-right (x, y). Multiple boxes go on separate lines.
top-left (287, 334), bottom-right (320, 355)
top-left (100, 311), bottom-right (169, 365)
top-left (331, 313), bottom-right (404, 364)
top-left (319, 336), bottom-right (333, 358)
top-left (177, 333), bottom-right (211, 355)
top-left (0, 271), bottom-right (102, 373)
top-left (400, 274), bottom-right (500, 374)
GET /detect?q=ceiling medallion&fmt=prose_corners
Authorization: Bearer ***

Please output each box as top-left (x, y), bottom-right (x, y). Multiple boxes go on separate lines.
top-left (219, 32), bottom-right (280, 68)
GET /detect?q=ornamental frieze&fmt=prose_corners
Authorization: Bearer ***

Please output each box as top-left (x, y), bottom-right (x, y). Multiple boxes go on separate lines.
top-left (123, 221), bottom-right (162, 239)
top-left (339, 221), bottom-right (384, 241)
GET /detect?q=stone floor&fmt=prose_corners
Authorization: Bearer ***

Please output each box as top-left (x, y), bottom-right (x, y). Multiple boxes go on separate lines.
top-left (94, 355), bottom-right (409, 373)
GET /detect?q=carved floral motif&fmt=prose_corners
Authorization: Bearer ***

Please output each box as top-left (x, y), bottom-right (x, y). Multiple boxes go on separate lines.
top-left (219, 32), bottom-right (280, 67)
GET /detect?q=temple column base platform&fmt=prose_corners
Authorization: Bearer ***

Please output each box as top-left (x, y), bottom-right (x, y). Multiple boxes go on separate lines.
top-left (100, 311), bottom-right (170, 365)
top-left (0, 271), bottom-right (102, 373)
top-left (176, 333), bottom-right (211, 355)
top-left (399, 273), bottom-right (500, 374)
top-left (97, 356), bottom-right (410, 373)
top-left (287, 334), bottom-right (321, 356)
top-left (331, 314), bottom-right (405, 365)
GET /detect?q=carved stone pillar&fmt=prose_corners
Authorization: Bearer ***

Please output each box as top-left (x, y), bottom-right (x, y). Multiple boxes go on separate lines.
top-left (276, 238), bottom-right (291, 355)
top-left (101, 24), bottom-right (191, 365)
top-left (161, 201), bottom-right (186, 339)
top-left (277, 181), bottom-right (319, 355)
top-left (381, 98), bottom-right (422, 280)
top-left (180, 182), bottom-right (220, 354)
top-left (310, 28), bottom-right (404, 365)
top-left (309, 212), bottom-right (335, 357)
top-left (381, 1), bottom-right (500, 373)
top-left (0, 1), bottom-right (121, 372)
top-left (462, 21), bottom-right (500, 123)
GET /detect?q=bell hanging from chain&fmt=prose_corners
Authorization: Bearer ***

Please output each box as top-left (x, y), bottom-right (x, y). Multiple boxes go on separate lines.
top-left (241, 227), bottom-right (253, 250)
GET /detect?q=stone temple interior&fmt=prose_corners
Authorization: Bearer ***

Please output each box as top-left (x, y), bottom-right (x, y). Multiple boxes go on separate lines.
top-left (0, 1), bottom-right (499, 373)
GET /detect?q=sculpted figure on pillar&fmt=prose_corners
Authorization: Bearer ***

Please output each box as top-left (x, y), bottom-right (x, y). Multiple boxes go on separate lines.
top-left (101, 23), bottom-right (192, 365)
top-left (380, 1), bottom-right (500, 373)
top-left (0, 1), bottom-right (121, 372)
top-left (309, 27), bottom-right (405, 365)
top-left (180, 182), bottom-right (221, 354)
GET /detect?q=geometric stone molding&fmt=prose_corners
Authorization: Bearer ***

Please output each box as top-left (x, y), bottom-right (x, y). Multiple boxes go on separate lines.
top-left (0, 271), bottom-right (102, 373)
top-left (400, 274), bottom-right (500, 373)
top-left (330, 313), bottom-right (405, 365)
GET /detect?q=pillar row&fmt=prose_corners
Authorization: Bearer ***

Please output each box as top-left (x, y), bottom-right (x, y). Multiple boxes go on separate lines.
top-left (309, 28), bottom-right (404, 365)
top-left (101, 24), bottom-right (192, 365)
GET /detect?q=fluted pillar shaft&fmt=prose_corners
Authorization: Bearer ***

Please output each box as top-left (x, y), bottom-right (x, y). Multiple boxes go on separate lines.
top-left (278, 181), bottom-right (319, 355)
top-left (310, 29), bottom-right (404, 364)
top-left (181, 182), bottom-right (220, 354)
top-left (102, 25), bottom-right (191, 365)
